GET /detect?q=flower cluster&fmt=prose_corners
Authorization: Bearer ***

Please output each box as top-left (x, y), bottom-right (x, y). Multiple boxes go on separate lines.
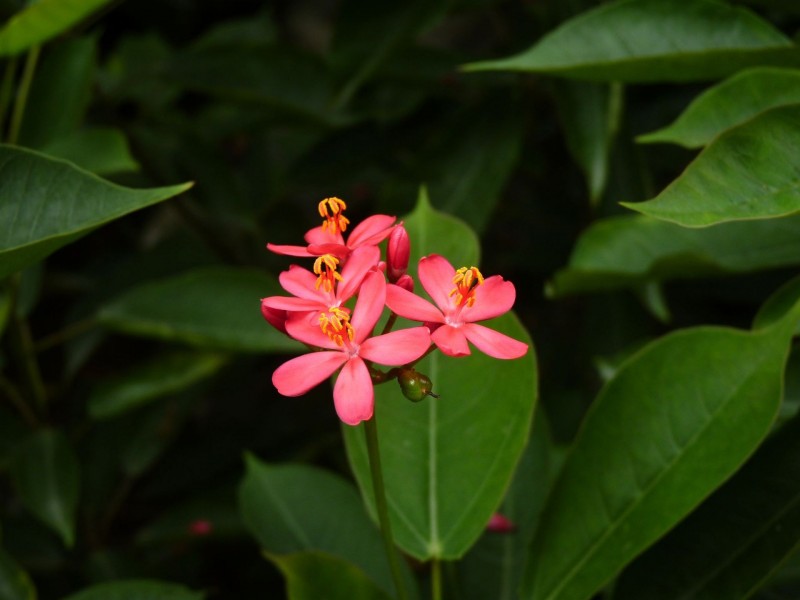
top-left (261, 197), bottom-right (528, 426)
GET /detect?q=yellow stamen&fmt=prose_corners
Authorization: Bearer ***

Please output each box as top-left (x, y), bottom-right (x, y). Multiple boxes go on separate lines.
top-left (318, 197), bottom-right (350, 235)
top-left (313, 254), bottom-right (344, 292)
top-left (450, 266), bottom-right (484, 307)
top-left (319, 307), bottom-right (355, 347)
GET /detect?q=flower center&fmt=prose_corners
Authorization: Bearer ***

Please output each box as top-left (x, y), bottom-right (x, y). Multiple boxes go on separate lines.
top-left (449, 266), bottom-right (484, 308)
top-left (318, 197), bottom-right (350, 236)
top-left (313, 253), bottom-right (343, 292)
top-left (319, 307), bottom-right (354, 347)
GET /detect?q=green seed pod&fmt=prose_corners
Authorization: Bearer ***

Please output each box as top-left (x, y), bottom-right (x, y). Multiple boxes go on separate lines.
top-left (397, 368), bottom-right (436, 402)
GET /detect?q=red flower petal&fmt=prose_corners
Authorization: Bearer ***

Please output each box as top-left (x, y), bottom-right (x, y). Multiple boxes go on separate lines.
top-left (350, 271), bottom-right (386, 344)
top-left (346, 214), bottom-right (396, 248)
top-left (305, 225), bottom-right (344, 246)
top-left (338, 245), bottom-right (380, 300)
top-left (386, 284), bottom-right (444, 323)
top-left (360, 327), bottom-right (431, 365)
top-left (463, 276), bottom-right (516, 322)
top-left (333, 357), bottom-right (374, 425)
top-left (273, 351), bottom-right (347, 396)
top-left (286, 317), bottom-right (341, 349)
top-left (418, 254), bottom-right (457, 312)
top-left (266, 243), bottom-right (314, 257)
top-left (279, 265), bottom-right (329, 302)
top-left (261, 296), bottom-right (324, 312)
top-left (462, 323), bottom-right (528, 359)
top-left (431, 325), bottom-right (471, 357)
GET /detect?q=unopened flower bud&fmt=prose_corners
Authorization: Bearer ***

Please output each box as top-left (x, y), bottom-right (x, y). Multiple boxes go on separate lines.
top-left (486, 513), bottom-right (516, 533)
top-left (397, 368), bottom-right (437, 402)
top-left (387, 225), bottom-right (410, 282)
top-left (261, 300), bottom-right (288, 335)
top-left (395, 274), bottom-right (414, 293)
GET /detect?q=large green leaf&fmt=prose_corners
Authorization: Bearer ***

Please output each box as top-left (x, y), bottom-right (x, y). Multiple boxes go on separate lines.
top-left (98, 267), bottom-right (302, 353)
top-left (269, 552), bottom-right (392, 600)
top-left (623, 105), bottom-right (800, 226)
top-left (614, 411), bottom-right (800, 600)
top-left (10, 430), bottom-right (80, 547)
top-left (41, 128), bottom-right (140, 175)
top-left (464, 0), bottom-right (795, 82)
top-left (343, 192), bottom-right (537, 559)
top-left (638, 68), bottom-right (800, 148)
top-left (0, 548), bottom-right (35, 600)
top-left (238, 457), bottom-right (416, 598)
top-left (548, 214), bottom-right (800, 297)
top-left (0, 145), bottom-right (191, 280)
top-left (520, 307), bottom-right (800, 600)
top-left (62, 580), bottom-right (204, 600)
top-left (0, 0), bottom-right (114, 56)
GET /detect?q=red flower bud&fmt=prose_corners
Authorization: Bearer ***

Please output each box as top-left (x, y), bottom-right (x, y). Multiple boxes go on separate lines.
top-left (188, 519), bottom-right (213, 536)
top-left (395, 274), bottom-right (414, 293)
top-left (261, 299), bottom-right (288, 335)
top-left (486, 513), bottom-right (516, 533)
top-left (387, 225), bottom-right (410, 282)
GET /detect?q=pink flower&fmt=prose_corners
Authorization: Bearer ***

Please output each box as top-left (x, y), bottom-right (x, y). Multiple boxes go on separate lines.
top-left (486, 513), bottom-right (516, 533)
top-left (386, 254), bottom-right (528, 359)
top-left (386, 223), bottom-right (410, 282)
top-left (272, 271), bottom-right (431, 425)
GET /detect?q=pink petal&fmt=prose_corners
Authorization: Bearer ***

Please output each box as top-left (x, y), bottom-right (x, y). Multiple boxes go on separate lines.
top-left (286, 317), bottom-right (341, 349)
top-left (386, 284), bottom-right (444, 323)
top-left (360, 327), bottom-right (431, 365)
top-left (333, 357), bottom-right (374, 425)
top-left (350, 271), bottom-right (386, 344)
top-left (346, 214), bottom-right (396, 248)
top-left (431, 325), bottom-right (471, 357)
top-left (279, 266), bottom-right (330, 302)
top-left (273, 351), bottom-right (347, 396)
top-left (418, 254), bottom-right (457, 312)
top-left (305, 225), bottom-right (344, 246)
top-left (338, 245), bottom-right (380, 301)
top-left (462, 276), bottom-right (517, 322)
top-left (307, 242), bottom-right (350, 259)
top-left (267, 243), bottom-right (314, 257)
top-left (262, 296), bottom-right (324, 312)
top-left (462, 323), bottom-right (528, 359)
top-left (260, 302), bottom-right (287, 334)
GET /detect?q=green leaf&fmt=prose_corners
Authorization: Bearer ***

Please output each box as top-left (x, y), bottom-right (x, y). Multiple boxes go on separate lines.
top-left (521, 309), bottom-right (799, 600)
top-left (98, 267), bottom-right (302, 353)
top-left (10, 430), bottom-right (80, 547)
top-left (0, 547), bottom-right (36, 600)
top-left (614, 410), bottom-right (800, 600)
top-left (41, 128), bottom-right (140, 175)
top-left (623, 105), bottom-right (800, 226)
top-left (0, 0), bottom-right (114, 56)
top-left (548, 214), bottom-right (800, 297)
top-left (88, 352), bottom-right (227, 420)
top-left (638, 68), bottom-right (800, 148)
top-left (343, 190), bottom-right (537, 559)
top-left (239, 457), bottom-right (414, 598)
top-left (62, 580), bottom-right (204, 600)
top-left (19, 36), bottom-right (96, 148)
top-left (464, 0), bottom-right (795, 82)
top-left (754, 275), bottom-right (800, 332)
top-left (0, 145), bottom-right (191, 280)
top-left (269, 552), bottom-right (392, 600)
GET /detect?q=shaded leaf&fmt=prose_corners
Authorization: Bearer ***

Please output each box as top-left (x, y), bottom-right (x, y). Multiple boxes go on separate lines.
top-left (0, 145), bottom-right (191, 280)
top-left (464, 0), bottom-right (795, 82)
top-left (0, 547), bottom-right (36, 600)
top-left (548, 214), bottom-right (800, 297)
top-left (623, 105), bottom-right (800, 226)
top-left (87, 352), bottom-right (227, 420)
top-left (62, 579), bottom-right (204, 600)
top-left (638, 67), bottom-right (800, 148)
top-left (98, 267), bottom-right (301, 353)
top-left (0, 0), bottom-right (114, 57)
top-left (41, 128), bottom-right (140, 175)
top-left (269, 552), bottom-right (392, 600)
top-left (10, 430), bottom-right (79, 547)
top-left (521, 307), bottom-right (799, 600)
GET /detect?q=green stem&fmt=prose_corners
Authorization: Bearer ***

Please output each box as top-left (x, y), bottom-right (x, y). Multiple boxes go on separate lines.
top-left (7, 45), bottom-right (40, 145)
top-left (0, 375), bottom-right (39, 427)
top-left (6, 275), bottom-right (47, 414)
top-left (431, 558), bottom-right (443, 600)
top-left (35, 317), bottom-right (97, 352)
top-left (364, 415), bottom-right (409, 600)
top-left (0, 57), bottom-right (18, 138)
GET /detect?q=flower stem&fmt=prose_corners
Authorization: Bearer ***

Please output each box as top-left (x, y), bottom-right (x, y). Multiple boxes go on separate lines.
top-left (431, 558), bottom-right (442, 600)
top-left (7, 45), bottom-right (40, 145)
top-left (364, 415), bottom-right (409, 600)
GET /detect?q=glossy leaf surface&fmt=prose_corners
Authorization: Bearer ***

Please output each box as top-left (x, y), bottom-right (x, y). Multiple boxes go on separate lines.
top-left (464, 0), bottom-right (794, 82)
top-left (623, 105), bottom-right (800, 226)
top-left (41, 128), bottom-right (140, 175)
top-left (269, 552), bottom-right (392, 600)
top-left (344, 191), bottom-right (537, 559)
top-left (0, 145), bottom-right (191, 279)
top-left (10, 430), bottom-right (80, 547)
top-left (98, 267), bottom-right (302, 353)
top-left (521, 311), bottom-right (798, 600)
top-left (638, 67), bottom-right (800, 147)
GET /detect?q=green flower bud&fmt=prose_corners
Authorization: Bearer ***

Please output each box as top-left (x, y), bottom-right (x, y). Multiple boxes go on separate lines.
top-left (397, 368), bottom-right (437, 402)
